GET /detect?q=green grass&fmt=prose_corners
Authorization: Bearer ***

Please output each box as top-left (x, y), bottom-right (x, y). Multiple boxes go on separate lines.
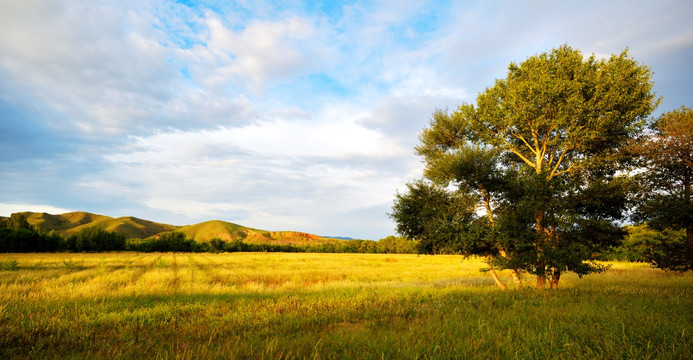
top-left (0, 259), bottom-right (18, 270)
top-left (0, 253), bottom-right (691, 359)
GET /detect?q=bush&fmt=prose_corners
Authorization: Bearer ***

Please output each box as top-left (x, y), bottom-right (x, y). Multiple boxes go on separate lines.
top-left (603, 224), bottom-right (688, 269)
top-left (127, 232), bottom-right (202, 252)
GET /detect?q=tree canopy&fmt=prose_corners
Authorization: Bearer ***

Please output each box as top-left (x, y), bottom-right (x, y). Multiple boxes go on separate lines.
top-left (632, 106), bottom-right (693, 271)
top-left (392, 45), bottom-right (659, 289)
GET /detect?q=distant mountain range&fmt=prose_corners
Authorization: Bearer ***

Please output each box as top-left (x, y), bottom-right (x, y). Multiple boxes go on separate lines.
top-left (2, 211), bottom-right (346, 246)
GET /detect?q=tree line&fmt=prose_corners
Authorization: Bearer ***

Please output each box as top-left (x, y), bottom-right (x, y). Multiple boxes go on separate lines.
top-left (1, 210), bottom-right (682, 262)
top-left (0, 214), bottom-right (126, 252)
top-left (391, 45), bottom-right (692, 290)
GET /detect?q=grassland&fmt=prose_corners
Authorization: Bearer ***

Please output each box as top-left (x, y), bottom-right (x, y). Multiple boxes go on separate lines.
top-left (0, 253), bottom-right (691, 359)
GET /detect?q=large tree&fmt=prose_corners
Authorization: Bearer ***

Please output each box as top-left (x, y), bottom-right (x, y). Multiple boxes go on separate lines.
top-left (633, 106), bottom-right (693, 271)
top-left (393, 45), bottom-right (658, 289)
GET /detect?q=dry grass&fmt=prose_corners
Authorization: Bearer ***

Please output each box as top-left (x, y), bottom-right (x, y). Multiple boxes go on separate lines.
top-left (0, 253), bottom-right (691, 359)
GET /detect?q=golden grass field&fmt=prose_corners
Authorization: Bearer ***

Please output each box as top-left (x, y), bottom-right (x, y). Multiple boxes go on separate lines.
top-left (1, 253), bottom-right (691, 359)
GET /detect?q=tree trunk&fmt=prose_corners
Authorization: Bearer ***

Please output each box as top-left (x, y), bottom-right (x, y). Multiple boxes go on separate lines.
top-left (510, 269), bottom-right (523, 290)
top-left (536, 274), bottom-right (546, 290)
top-left (481, 191), bottom-right (521, 290)
top-left (534, 209), bottom-right (547, 291)
top-left (487, 259), bottom-right (507, 290)
top-left (685, 177), bottom-right (692, 269)
top-left (496, 246), bottom-right (522, 289)
top-left (550, 268), bottom-right (560, 289)
top-left (687, 226), bottom-right (693, 269)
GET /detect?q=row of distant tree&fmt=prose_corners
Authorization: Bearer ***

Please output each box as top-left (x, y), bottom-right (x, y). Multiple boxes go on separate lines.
top-left (0, 211), bottom-right (686, 262)
top-left (0, 214), bottom-right (416, 254)
top-left (0, 214), bottom-right (126, 252)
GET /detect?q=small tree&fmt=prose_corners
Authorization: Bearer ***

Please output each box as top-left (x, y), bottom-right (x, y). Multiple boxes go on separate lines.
top-left (633, 106), bottom-right (693, 271)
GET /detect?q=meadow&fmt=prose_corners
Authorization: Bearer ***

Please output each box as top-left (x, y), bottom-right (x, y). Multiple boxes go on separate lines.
top-left (0, 253), bottom-right (691, 359)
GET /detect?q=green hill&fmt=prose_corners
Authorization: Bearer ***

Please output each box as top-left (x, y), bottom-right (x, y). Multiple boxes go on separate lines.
top-left (16, 211), bottom-right (179, 239)
top-left (69, 216), bottom-right (180, 238)
top-left (171, 220), bottom-right (340, 245)
top-left (9, 211), bottom-right (340, 246)
top-left (20, 211), bottom-right (112, 232)
top-left (174, 220), bottom-right (256, 242)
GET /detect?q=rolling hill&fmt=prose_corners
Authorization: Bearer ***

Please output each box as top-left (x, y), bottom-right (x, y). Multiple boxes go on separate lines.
top-left (8, 211), bottom-right (342, 246)
top-left (173, 220), bottom-right (256, 242)
top-left (161, 220), bottom-right (341, 245)
top-left (14, 211), bottom-right (180, 239)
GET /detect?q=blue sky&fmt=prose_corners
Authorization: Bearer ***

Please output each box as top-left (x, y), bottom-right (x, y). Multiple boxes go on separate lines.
top-left (1, 0), bottom-right (692, 239)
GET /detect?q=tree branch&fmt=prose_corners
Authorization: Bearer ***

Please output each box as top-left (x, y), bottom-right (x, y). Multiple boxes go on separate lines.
top-left (489, 126), bottom-right (537, 169)
top-left (500, 136), bottom-right (536, 169)
top-left (549, 146), bottom-right (572, 179)
top-left (511, 130), bottom-right (539, 158)
top-left (552, 163), bottom-right (578, 178)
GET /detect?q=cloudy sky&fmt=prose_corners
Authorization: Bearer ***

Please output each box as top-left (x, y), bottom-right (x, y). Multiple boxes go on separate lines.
top-left (1, 0), bottom-right (691, 239)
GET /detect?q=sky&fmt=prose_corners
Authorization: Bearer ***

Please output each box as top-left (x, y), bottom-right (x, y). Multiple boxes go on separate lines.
top-left (1, 0), bottom-right (692, 240)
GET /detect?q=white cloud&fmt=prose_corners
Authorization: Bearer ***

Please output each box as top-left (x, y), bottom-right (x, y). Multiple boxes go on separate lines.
top-left (0, 203), bottom-right (73, 217)
top-left (0, 1), bottom-right (263, 138)
top-left (143, 197), bottom-right (249, 221)
top-left (0, 1), bottom-right (182, 136)
top-left (110, 106), bottom-right (403, 161)
top-left (189, 13), bottom-right (335, 92)
top-left (228, 120), bottom-right (397, 158)
top-left (86, 102), bottom-right (413, 237)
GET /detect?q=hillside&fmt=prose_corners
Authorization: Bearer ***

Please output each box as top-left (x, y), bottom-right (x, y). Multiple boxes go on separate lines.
top-left (166, 220), bottom-right (341, 245)
top-left (173, 220), bottom-right (257, 242)
top-left (69, 216), bottom-right (180, 238)
top-left (14, 211), bottom-right (179, 239)
top-left (244, 231), bottom-right (338, 246)
top-left (8, 211), bottom-right (341, 246)
top-left (20, 211), bottom-right (112, 232)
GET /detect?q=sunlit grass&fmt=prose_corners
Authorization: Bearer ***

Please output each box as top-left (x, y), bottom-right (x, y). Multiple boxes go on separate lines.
top-left (0, 253), bottom-right (691, 359)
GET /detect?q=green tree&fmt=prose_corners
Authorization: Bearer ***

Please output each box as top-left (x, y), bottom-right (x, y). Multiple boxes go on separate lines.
top-left (0, 213), bottom-right (67, 252)
top-left (67, 227), bottom-right (126, 252)
top-left (8, 213), bottom-right (32, 231)
top-left (606, 225), bottom-right (687, 263)
top-left (391, 179), bottom-right (521, 288)
top-left (377, 236), bottom-right (416, 254)
top-left (414, 110), bottom-right (523, 289)
top-left (393, 45), bottom-right (658, 289)
top-left (392, 180), bottom-right (478, 254)
top-left (633, 106), bottom-right (693, 271)
top-left (152, 232), bottom-right (193, 252)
